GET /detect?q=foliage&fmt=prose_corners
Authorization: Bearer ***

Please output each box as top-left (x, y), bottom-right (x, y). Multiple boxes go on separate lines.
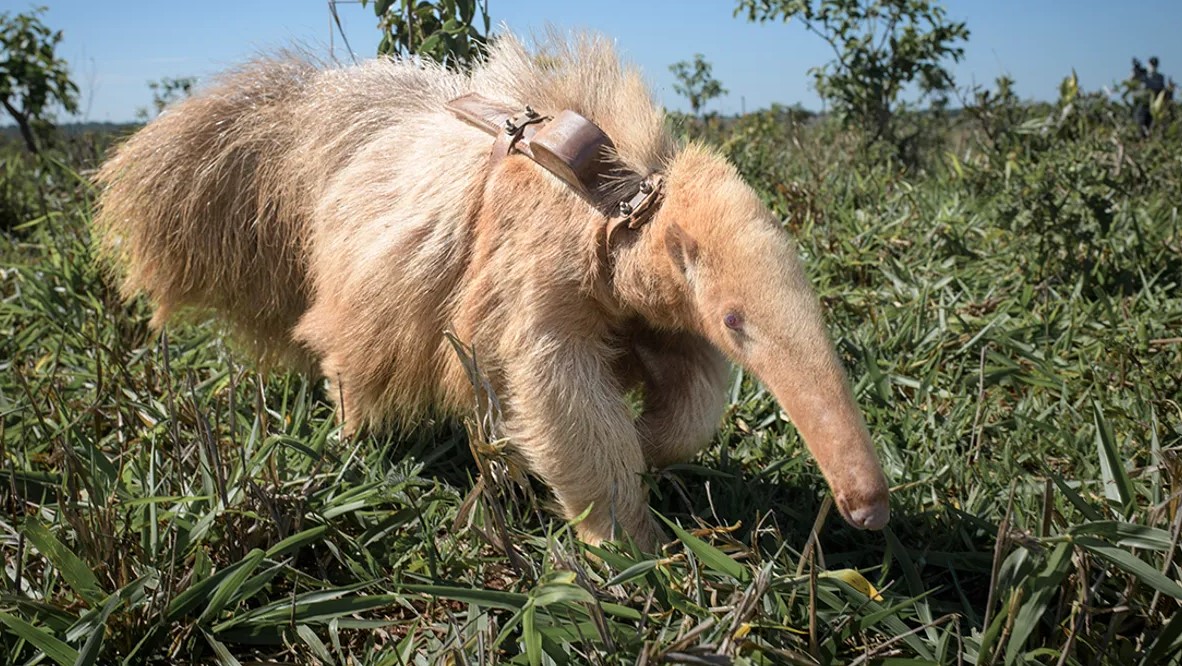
top-left (0, 130), bottom-right (107, 232)
top-left (2, 63), bottom-right (1182, 666)
top-left (359, 0), bottom-right (489, 69)
top-left (953, 71), bottom-right (1182, 296)
top-left (736, 0), bottom-right (968, 146)
top-left (136, 76), bottom-right (197, 121)
top-left (670, 53), bottom-right (728, 117)
top-left (0, 6), bottom-right (78, 154)
top-left (961, 74), bottom-right (1022, 154)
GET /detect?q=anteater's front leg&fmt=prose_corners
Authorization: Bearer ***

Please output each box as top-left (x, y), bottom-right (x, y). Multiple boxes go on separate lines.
top-left (629, 330), bottom-right (731, 469)
top-left (502, 337), bottom-right (659, 550)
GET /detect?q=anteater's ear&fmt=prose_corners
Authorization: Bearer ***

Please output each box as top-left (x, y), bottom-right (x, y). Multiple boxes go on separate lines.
top-left (665, 222), bottom-right (699, 274)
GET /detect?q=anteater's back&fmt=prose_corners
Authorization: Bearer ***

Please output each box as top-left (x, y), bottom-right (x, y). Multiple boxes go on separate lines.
top-left (94, 53), bottom-right (464, 364)
top-left (93, 35), bottom-right (670, 373)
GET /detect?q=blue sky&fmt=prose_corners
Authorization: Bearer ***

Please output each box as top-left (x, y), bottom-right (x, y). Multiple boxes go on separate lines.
top-left (17, 1), bottom-right (1182, 123)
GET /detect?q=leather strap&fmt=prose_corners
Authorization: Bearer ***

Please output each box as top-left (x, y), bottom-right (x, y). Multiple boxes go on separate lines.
top-left (447, 93), bottom-right (665, 242)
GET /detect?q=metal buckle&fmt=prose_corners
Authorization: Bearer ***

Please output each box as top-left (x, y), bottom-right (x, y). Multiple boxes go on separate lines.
top-left (604, 174), bottom-right (665, 245)
top-left (503, 106), bottom-right (548, 142)
top-left (615, 175), bottom-right (663, 228)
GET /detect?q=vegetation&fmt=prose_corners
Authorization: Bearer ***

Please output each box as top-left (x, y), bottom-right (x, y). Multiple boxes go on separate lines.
top-left (359, 0), bottom-right (490, 68)
top-left (136, 76), bottom-right (197, 121)
top-left (671, 54), bottom-right (728, 117)
top-left (736, 0), bottom-right (969, 148)
top-left (0, 6), bottom-right (79, 154)
top-left (2, 6), bottom-right (1181, 666)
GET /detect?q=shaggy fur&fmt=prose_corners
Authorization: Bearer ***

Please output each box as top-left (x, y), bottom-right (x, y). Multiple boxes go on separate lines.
top-left (95, 33), bottom-right (889, 549)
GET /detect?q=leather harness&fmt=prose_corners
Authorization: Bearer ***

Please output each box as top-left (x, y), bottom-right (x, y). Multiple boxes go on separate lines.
top-left (445, 93), bottom-right (665, 245)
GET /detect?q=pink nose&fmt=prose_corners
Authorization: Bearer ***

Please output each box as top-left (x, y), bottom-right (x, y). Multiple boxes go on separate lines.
top-left (845, 499), bottom-right (890, 530)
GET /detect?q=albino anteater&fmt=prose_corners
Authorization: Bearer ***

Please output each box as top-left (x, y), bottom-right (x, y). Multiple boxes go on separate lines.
top-left (94, 33), bottom-right (890, 549)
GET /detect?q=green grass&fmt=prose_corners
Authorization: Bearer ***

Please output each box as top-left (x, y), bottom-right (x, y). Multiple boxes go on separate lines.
top-left (1, 96), bottom-right (1180, 664)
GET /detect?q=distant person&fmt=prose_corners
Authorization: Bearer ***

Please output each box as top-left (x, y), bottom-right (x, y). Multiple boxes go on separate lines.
top-left (1146, 56), bottom-right (1176, 106)
top-left (1130, 58), bottom-right (1152, 136)
top-left (1145, 56), bottom-right (1166, 99)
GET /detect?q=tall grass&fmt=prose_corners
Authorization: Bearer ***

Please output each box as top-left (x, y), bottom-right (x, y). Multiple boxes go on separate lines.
top-left (1, 88), bottom-right (1180, 664)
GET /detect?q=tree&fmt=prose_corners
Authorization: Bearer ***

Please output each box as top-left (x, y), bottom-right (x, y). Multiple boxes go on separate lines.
top-left (670, 54), bottom-right (727, 117)
top-left (357, 0), bottom-right (490, 69)
top-left (0, 7), bottom-right (78, 154)
top-left (136, 76), bottom-right (196, 121)
top-left (736, 0), bottom-right (968, 143)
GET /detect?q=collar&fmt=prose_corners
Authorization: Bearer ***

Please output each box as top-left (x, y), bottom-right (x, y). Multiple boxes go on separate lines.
top-left (446, 93), bottom-right (665, 246)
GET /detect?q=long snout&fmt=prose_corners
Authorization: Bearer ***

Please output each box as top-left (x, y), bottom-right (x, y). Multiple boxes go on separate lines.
top-left (758, 350), bottom-right (890, 530)
top-left (673, 204), bottom-right (891, 529)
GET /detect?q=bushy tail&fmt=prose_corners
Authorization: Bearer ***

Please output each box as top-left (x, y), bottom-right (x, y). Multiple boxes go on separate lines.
top-left (94, 56), bottom-right (328, 364)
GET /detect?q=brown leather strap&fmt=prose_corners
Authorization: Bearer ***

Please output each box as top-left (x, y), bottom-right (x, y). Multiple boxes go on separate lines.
top-left (447, 93), bottom-right (664, 242)
top-left (449, 94), bottom-right (544, 168)
top-left (448, 93), bottom-right (516, 135)
top-left (604, 174), bottom-right (664, 245)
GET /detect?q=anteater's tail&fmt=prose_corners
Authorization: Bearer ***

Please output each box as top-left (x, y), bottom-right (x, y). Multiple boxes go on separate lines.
top-left (94, 52), bottom-right (458, 365)
top-left (94, 56), bottom-right (322, 364)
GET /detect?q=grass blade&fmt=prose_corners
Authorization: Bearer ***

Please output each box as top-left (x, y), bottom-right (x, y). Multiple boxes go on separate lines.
top-left (656, 512), bottom-right (750, 583)
top-left (1049, 473), bottom-right (1104, 522)
top-left (201, 628), bottom-right (243, 666)
top-left (264, 525), bottom-right (328, 559)
top-left (296, 625), bottom-right (335, 665)
top-left (213, 591), bottom-right (404, 632)
top-left (1069, 521), bottom-right (1173, 551)
top-left (21, 520), bottom-right (107, 607)
top-left (1142, 609), bottom-right (1182, 666)
top-left (400, 584), bottom-right (527, 611)
top-left (1003, 541), bottom-right (1072, 664)
top-left (1093, 403), bottom-right (1134, 515)
top-left (603, 559), bottom-right (660, 587)
top-left (199, 549), bottom-right (266, 623)
top-left (0, 611), bottom-right (80, 666)
top-left (1075, 536), bottom-right (1182, 599)
top-left (73, 621), bottom-right (106, 666)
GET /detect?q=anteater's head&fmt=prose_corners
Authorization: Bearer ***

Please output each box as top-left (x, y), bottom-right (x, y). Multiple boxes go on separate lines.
top-left (614, 143), bottom-right (890, 531)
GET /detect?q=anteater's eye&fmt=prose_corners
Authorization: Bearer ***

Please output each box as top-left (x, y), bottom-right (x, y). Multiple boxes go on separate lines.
top-left (723, 311), bottom-right (744, 331)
